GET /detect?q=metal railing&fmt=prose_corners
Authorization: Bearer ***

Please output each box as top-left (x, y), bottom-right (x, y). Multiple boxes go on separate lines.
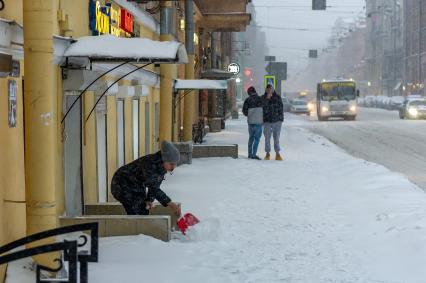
top-left (0, 222), bottom-right (99, 283)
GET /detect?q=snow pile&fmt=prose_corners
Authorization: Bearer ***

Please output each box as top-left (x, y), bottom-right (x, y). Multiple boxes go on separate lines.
top-left (6, 115), bottom-right (426, 283)
top-left (64, 35), bottom-right (188, 63)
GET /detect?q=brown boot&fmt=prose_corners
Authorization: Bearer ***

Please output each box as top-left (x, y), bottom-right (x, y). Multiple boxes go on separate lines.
top-left (275, 153), bottom-right (283, 161)
top-left (264, 153), bottom-right (271, 160)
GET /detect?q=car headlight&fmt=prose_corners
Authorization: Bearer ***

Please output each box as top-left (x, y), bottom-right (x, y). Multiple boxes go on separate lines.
top-left (307, 103), bottom-right (314, 110)
top-left (350, 105), bottom-right (357, 112)
top-left (408, 107), bottom-right (418, 116)
top-left (321, 106), bottom-right (329, 113)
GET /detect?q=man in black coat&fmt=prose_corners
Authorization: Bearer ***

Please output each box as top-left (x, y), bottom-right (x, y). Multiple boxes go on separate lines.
top-left (111, 141), bottom-right (181, 216)
top-left (262, 84), bottom-right (284, 161)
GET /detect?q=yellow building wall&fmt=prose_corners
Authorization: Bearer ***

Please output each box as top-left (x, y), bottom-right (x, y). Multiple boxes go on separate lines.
top-left (0, 3), bottom-right (24, 281)
top-left (0, 0), bottom-right (23, 25)
top-left (0, 69), bottom-right (26, 281)
top-left (59, 0), bottom-right (90, 37)
top-left (139, 97), bottom-right (147, 156)
top-left (124, 97), bottom-right (133, 163)
top-left (106, 95), bottom-right (118, 201)
top-left (83, 91), bottom-right (98, 203)
top-left (152, 88), bottom-right (161, 152)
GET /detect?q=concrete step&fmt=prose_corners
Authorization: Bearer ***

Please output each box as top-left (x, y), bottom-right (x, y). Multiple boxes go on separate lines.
top-left (84, 202), bottom-right (181, 231)
top-left (60, 215), bottom-right (171, 242)
top-left (193, 144), bottom-right (238, 159)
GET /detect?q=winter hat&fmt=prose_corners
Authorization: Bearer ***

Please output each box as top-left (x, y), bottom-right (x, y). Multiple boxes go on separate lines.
top-left (161, 141), bottom-right (180, 164)
top-left (247, 86), bottom-right (257, 95)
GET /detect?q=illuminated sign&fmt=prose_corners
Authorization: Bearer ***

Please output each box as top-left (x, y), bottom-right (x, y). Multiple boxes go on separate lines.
top-left (264, 75), bottom-right (276, 89)
top-left (89, 0), bottom-right (133, 36)
top-left (228, 63), bottom-right (240, 75)
top-left (120, 9), bottom-right (133, 33)
top-left (110, 4), bottom-right (122, 36)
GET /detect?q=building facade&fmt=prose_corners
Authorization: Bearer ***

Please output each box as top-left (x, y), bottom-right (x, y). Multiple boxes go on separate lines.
top-left (365, 0), bottom-right (403, 96)
top-left (403, 0), bottom-right (426, 95)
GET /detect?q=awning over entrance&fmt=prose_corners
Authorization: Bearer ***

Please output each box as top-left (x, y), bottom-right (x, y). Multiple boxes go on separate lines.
top-left (201, 69), bottom-right (234, 80)
top-left (63, 35), bottom-right (188, 64)
top-left (174, 79), bottom-right (228, 90)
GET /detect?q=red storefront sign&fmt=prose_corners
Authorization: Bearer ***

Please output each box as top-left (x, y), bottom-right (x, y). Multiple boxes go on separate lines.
top-left (120, 9), bottom-right (133, 33)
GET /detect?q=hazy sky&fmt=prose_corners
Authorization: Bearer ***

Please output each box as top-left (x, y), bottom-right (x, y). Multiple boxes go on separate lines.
top-left (251, 0), bottom-right (366, 76)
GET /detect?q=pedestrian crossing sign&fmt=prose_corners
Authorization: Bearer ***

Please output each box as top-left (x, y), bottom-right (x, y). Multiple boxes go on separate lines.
top-left (264, 75), bottom-right (276, 89)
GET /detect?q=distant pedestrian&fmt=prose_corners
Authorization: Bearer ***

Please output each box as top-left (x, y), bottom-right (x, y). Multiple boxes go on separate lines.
top-left (111, 141), bottom-right (182, 216)
top-left (262, 84), bottom-right (284, 161)
top-left (242, 86), bottom-right (264, 160)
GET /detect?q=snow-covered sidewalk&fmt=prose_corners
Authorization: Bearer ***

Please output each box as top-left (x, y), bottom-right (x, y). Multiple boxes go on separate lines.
top-left (7, 117), bottom-right (426, 283)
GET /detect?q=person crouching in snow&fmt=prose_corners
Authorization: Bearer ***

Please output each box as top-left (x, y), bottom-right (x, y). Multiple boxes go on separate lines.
top-left (242, 86), bottom-right (264, 160)
top-left (111, 141), bottom-right (181, 216)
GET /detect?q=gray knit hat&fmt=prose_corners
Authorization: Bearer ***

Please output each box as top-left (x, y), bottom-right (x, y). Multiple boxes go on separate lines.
top-left (161, 141), bottom-right (180, 163)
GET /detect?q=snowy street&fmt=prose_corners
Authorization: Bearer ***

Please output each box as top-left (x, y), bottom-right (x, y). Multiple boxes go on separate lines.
top-left (300, 107), bottom-right (426, 191)
top-left (10, 115), bottom-right (426, 283)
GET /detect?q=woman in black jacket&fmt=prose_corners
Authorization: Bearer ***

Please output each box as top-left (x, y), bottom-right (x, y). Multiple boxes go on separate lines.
top-left (262, 84), bottom-right (284, 160)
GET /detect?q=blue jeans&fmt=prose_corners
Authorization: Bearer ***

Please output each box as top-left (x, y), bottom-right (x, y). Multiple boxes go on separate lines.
top-left (248, 124), bottom-right (262, 158)
top-left (264, 122), bottom-right (282, 153)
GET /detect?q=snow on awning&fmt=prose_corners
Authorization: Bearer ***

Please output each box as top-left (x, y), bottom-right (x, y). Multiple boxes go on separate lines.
top-left (174, 79), bottom-right (228, 90)
top-left (63, 35), bottom-right (188, 64)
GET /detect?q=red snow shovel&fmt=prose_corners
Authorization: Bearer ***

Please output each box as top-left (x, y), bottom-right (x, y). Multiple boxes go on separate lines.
top-left (177, 213), bottom-right (200, 234)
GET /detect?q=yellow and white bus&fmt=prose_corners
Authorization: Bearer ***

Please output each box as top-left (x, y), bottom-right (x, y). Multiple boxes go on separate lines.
top-left (316, 79), bottom-right (360, 121)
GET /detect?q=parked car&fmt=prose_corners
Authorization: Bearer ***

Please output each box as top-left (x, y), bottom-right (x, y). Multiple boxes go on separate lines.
top-left (388, 96), bottom-right (405, 110)
top-left (282, 97), bottom-right (292, 112)
top-left (357, 97), bottom-right (366, 107)
top-left (364, 96), bottom-right (376, 108)
top-left (399, 99), bottom-right (426, 119)
top-left (290, 99), bottom-right (310, 115)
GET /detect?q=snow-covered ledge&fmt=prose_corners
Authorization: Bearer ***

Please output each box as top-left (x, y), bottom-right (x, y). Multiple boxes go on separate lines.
top-left (174, 79), bottom-right (228, 90)
top-left (63, 35), bottom-right (188, 64)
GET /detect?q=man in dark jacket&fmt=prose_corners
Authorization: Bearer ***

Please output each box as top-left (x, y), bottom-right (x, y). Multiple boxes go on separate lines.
top-left (243, 86), bottom-right (264, 160)
top-left (262, 84), bottom-right (284, 161)
top-left (111, 141), bottom-right (181, 216)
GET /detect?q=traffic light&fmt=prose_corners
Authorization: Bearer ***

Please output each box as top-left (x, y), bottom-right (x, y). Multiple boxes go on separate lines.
top-left (244, 68), bottom-right (253, 77)
top-left (312, 0), bottom-right (326, 10)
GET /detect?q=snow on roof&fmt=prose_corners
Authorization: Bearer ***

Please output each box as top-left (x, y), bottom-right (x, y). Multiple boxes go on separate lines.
top-left (64, 35), bottom-right (188, 64)
top-left (174, 79), bottom-right (228, 90)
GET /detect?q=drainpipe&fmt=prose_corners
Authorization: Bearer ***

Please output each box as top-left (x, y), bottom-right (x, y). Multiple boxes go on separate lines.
top-left (159, 2), bottom-right (175, 142)
top-left (183, 0), bottom-right (195, 141)
top-left (23, 0), bottom-right (61, 267)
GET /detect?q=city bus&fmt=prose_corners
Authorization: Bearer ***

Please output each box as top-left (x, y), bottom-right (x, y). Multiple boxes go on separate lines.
top-left (316, 79), bottom-right (360, 121)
